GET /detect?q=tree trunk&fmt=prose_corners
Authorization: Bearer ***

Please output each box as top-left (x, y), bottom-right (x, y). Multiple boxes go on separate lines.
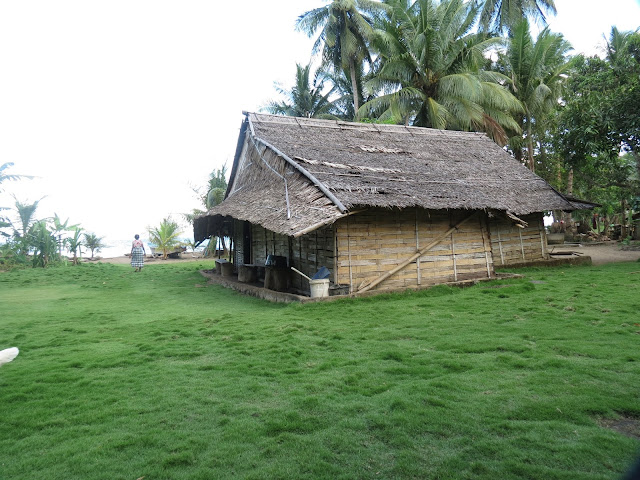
top-left (621, 199), bottom-right (628, 239)
top-left (565, 168), bottom-right (574, 231)
top-left (514, 113), bottom-right (525, 166)
top-left (349, 58), bottom-right (359, 115)
top-left (526, 113), bottom-right (535, 172)
top-left (539, 143), bottom-right (547, 174)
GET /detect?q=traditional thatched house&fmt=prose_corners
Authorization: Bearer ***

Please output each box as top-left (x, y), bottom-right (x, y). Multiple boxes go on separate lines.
top-left (194, 113), bottom-right (580, 296)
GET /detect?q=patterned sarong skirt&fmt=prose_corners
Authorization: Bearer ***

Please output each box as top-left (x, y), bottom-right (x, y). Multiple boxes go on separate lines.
top-left (131, 246), bottom-right (145, 268)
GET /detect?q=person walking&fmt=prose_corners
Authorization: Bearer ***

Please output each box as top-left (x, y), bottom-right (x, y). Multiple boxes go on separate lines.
top-left (131, 234), bottom-right (146, 272)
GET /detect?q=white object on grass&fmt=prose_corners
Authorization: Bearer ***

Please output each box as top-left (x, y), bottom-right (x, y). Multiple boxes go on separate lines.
top-left (0, 347), bottom-right (19, 366)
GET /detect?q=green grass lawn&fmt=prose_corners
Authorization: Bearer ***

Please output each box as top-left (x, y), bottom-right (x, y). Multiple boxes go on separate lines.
top-left (1, 261), bottom-right (639, 479)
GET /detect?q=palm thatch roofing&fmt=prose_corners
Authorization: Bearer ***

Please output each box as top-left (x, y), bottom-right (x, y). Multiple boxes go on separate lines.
top-left (194, 112), bottom-right (577, 242)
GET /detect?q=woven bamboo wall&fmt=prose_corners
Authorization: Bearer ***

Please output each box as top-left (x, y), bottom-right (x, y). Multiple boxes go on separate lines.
top-left (250, 225), bottom-right (289, 266)
top-left (290, 227), bottom-right (335, 291)
top-left (234, 219), bottom-right (244, 266)
top-left (247, 224), bottom-right (335, 293)
top-left (334, 208), bottom-right (494, 292)
top-left (488, 213), bottom-right (547, 266)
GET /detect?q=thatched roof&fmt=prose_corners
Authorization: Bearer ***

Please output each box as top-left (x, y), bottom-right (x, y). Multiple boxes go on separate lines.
top-left (563, 195), bottom-right (601, 210)
top-left (194, 113), bottom-right (577, 241)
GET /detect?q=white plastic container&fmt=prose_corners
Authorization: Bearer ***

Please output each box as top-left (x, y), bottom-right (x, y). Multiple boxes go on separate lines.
top-left (309, 279), bottom-right (330, 298)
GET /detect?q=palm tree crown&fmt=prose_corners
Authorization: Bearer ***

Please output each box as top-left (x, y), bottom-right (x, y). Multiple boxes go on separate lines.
top-left (264, 63), bottom-right (337, 119)
top-left (148, 218), bottom-right (183, 260)
top-left (499, 18), bottom-right (572, 170)
top-left (359, 0), bottom-right (522, 144)
top-left (296, 0), bottom-right (383, 113)
top-left (475, 0), bottom-right (557, 34)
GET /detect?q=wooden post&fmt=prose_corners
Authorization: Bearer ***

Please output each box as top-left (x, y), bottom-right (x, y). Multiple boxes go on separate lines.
top-left (480, 216), bottom-right (492, 278)
top-left (415, 209), bottom-right (421, 286)
top-left (451, 232), bottom-right (457, 282)
top-left (347, 218), bottom-right (353, 294)
top-left (288, 236), bottom-right (295, 289)
top-left (518, 228), bottom-right (525, 261)
top-left (357, 212), bottom-right (477, 294)
top-left (333, 227), bottom-right (338, 285)
top-left (496, 228), bottom-right (505, 265)
top-left (539, 218), bottom-right (547, 259)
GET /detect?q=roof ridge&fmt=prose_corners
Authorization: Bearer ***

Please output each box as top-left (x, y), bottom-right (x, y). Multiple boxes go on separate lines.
top-left (247, 112), bottom-right (488, 139)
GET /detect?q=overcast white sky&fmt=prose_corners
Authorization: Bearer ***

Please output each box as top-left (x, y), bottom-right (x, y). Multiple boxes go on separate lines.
top-left (1, 0), bottom-right (639, 247)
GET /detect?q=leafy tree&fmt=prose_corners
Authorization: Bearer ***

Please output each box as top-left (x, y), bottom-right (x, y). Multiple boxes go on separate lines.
top-left (359, 0), bottom-right (522, 144)
top-left (474, 0), bottom-right (556, 34)
top-left (0, 237), bottom-right (27, 267)
top-left (0, 165), bottom-right (82, 268)
top-left (264, 63), bottom-right (337, 119)
top-left (296, 0), bottom-right (383, 113)
top-left (185, 165), bottom-right (229, 257)
top-left (206, 164), bottom-right (229, 210)
top-left (29, 220), bottom-right (60, 268)
top-left (498, 19), bottom-right (573, 171)
top-left (50, 214), bottom-right (80, 255)
top-left (553, 27), bottom-right (640, 234)
top-left (64, 227), bottom-right (84, 265)
top-left (202, 166), bottom-right (228, 257)
top-left (83, 233), bottom-right (106, 259)
top-left (148, 217), bottom-right (183, 260)
top-left (6, 196), bottom-right (45, 256)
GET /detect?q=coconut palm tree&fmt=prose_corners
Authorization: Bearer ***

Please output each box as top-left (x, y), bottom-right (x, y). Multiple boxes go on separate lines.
top-left (605, 26), bottom-right (640, 68)
top-left (264, 63), bottom-right (338, 119)
top-left (359, 0), bottom-right (522, 144)
top-left (64, 227), bottom-right (84, 265)
top-left (11, 196), bottom-right (43, 240)
top-left (325, 64), bottom-right (380, 120)
top-left (148, 217), bottom-right (183, 260)
top-left (475, 0), bottom-right (556, 34)
top-left (499, 19), bottom-right (573, 170)
top-left (296, 0), bottom-right (383, 113)
top-left (83, 233), bottom-right (106, 259)
top-left (206, 165), bottom-right (228, 209)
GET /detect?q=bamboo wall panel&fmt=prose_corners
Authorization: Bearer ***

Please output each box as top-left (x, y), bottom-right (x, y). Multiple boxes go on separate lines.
top-left (488, 213), bottom-right (547, 266)
top-left (234, 219), bottom-right (244, 266)
top-left (335, 208), bottom-right (494, 291)
top-left (246, 224), bottom-right (334, 293)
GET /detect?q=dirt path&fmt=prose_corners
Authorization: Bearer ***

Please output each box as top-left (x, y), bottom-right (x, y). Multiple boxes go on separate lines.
top-left (549, 242), bottom-right (640, 265)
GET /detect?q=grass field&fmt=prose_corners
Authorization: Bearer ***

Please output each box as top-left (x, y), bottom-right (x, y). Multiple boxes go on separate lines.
top-left (1, 261), bottom-right (639, 479)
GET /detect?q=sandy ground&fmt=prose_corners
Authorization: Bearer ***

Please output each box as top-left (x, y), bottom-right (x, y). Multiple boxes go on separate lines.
top-left (91, 242), bottom-right (640, 267)
top-left (548, 241), bottom-right (640, 265)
